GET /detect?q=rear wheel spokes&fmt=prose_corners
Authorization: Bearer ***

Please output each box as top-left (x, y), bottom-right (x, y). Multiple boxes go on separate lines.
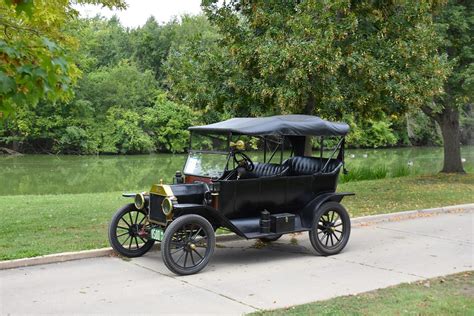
top-left (318, 210), bottom-right (344, 248)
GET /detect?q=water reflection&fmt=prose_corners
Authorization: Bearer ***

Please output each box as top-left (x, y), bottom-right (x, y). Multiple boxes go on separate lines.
top-left (0, 146), bottom-right (472, 196)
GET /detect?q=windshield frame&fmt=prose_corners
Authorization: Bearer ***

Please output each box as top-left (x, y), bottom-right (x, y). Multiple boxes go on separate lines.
top-left (183, 150), bottom-right (231, 178)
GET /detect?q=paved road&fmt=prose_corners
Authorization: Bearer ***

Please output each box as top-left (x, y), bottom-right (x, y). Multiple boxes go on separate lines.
top-left (1, 211), bottom-right (472, 315)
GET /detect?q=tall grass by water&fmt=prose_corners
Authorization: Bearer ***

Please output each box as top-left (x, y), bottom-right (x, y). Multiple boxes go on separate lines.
top-left (340, 146), bottom-right (473, 183)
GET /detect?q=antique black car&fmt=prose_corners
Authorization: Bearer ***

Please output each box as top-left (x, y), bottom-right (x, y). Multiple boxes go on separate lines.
top-left (108, 115), bottom-right (353, 275)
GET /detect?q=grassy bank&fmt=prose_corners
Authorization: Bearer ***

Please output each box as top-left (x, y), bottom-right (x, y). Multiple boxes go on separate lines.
top-left (252, 271), bottom-right (474, 315)
top-left (0, 173), bottom-right (472, 260)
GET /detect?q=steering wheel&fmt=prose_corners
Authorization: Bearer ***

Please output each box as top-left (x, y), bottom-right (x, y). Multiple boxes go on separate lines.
top-left (233, 151), bottom-right (255, 172)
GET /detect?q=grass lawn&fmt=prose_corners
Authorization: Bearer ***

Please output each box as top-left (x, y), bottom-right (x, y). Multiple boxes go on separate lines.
top-left (252, 271), bottom-right (474, 316)
top-left (0, 173), bottom-right (472, 260)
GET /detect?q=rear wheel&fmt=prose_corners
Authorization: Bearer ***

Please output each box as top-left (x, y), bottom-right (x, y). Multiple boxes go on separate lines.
top-left (108, 204), bottom-right (155, 257)
top-left (309, 202), bottom-right (351, 256)
top-left (162, 215), bottom-right (215, 275)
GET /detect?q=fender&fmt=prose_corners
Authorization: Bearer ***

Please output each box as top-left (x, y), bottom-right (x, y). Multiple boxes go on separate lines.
top-left (173, 204), bottom-right (246, 237)
top-left (300, 192), bottom-right (354, 228)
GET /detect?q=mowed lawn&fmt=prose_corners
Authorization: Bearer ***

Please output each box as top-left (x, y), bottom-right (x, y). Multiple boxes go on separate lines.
top-left (0, 173), bottom-right (473, 260)
top-left (252, 271), bottom-right (474, 316)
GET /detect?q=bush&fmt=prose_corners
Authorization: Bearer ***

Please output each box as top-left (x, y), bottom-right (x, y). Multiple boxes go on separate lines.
top-left (104, 107), bottom-right (155, 154)
top-left (57, 126), bottom-right (98, 154)
top-left (143, 94), bottom-right (197, 153)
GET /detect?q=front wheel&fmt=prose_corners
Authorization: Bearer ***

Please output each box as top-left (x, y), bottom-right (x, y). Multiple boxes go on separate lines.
top-left (309, 201), bottom-right (351, 256)
top-left (162, 215), bottom-right (216, 275)
top-left (108, 204), bottom-right (155, 257)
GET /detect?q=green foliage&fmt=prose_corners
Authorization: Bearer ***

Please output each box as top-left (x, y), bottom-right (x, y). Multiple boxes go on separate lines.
top-left (1, 5), bottom-right (462, 155)
top-left (0, 0), bottom-right (126, 117)
top-left (162, 15), bottom-right (236, 119)
top-left (76, 61), bottom-right (158, 114)
top-left (58, 126), bottom-right (95, 154)
top-left (143, 94), bottom-right (196, 153)
top-left (73, 16), bottom-right (133, 72)
top-left (434, 0), bottom-right (473, 110)
top-left (345, 116), bottom-right (398, 148)
top-left (201, 0), bottom-right (449, 120)
top-left (103, 107), bottom-right (155, 154)
top-left (407, 110), bottom-right (442, 146)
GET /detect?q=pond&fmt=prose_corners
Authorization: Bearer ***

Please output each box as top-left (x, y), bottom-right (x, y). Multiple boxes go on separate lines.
top-left (0, 146), bottom-right (472, 196)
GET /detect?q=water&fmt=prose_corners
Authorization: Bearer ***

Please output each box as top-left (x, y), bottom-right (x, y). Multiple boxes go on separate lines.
top-left (0, 146), bottom-right (472, 196)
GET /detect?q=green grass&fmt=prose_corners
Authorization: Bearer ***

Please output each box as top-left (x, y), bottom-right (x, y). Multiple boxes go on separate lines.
top-left (251, 271), bottom-right (474, 316)
top-left (341, 173), bottom-right (474, 216)
top-left (0, 173), bottom-right (472, 260)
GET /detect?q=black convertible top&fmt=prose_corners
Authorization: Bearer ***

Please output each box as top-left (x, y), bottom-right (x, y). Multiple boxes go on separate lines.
top-left (189, 115), bottom-right (349, 136)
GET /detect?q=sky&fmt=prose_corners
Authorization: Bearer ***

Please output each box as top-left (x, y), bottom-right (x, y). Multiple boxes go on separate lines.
top-left (75, 0), bottom-right (203, 28)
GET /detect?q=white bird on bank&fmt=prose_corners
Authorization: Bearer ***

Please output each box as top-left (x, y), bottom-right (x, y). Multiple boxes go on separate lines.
top-left (461, 158), bottom-right (466, 163)
top-left (407, 161), bottom-right (414, 167)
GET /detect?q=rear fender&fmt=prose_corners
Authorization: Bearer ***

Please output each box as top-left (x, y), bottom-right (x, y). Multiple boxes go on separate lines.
top-left (300, 192), bottom-right (354, 228)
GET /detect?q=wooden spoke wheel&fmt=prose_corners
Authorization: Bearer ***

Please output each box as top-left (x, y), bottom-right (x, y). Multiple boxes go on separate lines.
top-left (162, 215), bottom-right (215, 275)
top-left (309, 202), bottom-right (351, 255)
top-left (108, 204), bottom-right (155, 257)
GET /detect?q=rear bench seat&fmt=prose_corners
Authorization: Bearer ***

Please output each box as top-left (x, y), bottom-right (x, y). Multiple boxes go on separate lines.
top-left (252, 156), bottom-right (342, 178)
top-left (286, 156), bottom-right (342, 176)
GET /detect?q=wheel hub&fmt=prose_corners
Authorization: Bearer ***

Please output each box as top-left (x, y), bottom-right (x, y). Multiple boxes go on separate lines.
top-left (185, 242), bottom-right (196, 252)
top-left (129, 224), bottom-right (142, 237)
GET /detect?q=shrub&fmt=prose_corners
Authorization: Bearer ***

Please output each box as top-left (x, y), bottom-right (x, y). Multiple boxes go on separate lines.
top-left (143, 94), bottom-right (197, 153)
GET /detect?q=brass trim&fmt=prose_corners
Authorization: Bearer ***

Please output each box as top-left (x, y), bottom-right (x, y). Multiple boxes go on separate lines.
top-left (134, 193), bottom-right (145, 210)
top-left (147, 216), bottom-right (166, 226)
top-left (149, 183), bottom-right (176, 223)
top-left (150, 184), bottom-right (174, 197)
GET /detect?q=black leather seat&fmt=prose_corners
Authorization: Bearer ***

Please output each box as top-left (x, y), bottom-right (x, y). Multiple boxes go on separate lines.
top-left (287, 156), bottom-right (342, 176)
top-left (252, 162), bottom-right (289, 177)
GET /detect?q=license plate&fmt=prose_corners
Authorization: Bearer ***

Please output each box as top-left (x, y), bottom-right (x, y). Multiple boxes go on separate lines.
top-left (150, 227), bottom-right (164, 241)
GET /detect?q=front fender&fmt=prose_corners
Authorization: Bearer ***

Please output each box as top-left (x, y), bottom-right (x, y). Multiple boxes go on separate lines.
top-left (300, 192), bottom-right (354, 228)
top-left (173, 204), bottom-right (246, 237)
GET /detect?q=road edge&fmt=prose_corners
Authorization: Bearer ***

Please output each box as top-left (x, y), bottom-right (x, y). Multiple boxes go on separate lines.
top-left (1, 203), bottom-right (472, 270)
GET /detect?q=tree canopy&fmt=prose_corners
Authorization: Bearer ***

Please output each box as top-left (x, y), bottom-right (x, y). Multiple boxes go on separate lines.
top-left (0, 1), bottom-right (471, 162)
top-left (0, 0), bottom-right (126, 117)
top-left (201, 0), bottom-right (450, 120)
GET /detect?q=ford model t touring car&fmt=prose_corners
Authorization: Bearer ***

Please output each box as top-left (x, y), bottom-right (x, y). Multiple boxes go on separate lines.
top-left (108, 115), bottom-right (353, 275)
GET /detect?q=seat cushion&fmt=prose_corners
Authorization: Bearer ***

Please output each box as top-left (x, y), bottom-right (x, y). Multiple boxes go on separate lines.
top-left (287, 156), bottom-right (342, 175)
top-left (253, 163), bottom-right (287, 177)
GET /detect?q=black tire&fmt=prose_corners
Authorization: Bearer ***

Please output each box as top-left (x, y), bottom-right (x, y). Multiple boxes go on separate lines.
top-left (259, 234), bottom-right (282, 242)
top-left (309, 201), bottom-right (351, 256)
top-left (108, 203), bottom-right (155, 258)
top-left (162, 215), bottom-right (215, 275)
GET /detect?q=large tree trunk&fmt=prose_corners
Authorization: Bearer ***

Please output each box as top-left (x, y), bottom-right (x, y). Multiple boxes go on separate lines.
top-left (434, 107), bottom-right (465, 173)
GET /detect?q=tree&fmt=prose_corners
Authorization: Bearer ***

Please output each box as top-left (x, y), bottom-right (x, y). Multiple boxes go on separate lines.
top-left (202, 0), bottom-right (450, 154)
top-left (132, 15), bottom-right (219, 80)
top-left (421, 0), bottom-right (473, 173)
top-left (73, 15), bottom-right (133, 72)
top-left (0, 0), bottom-right (126, 117)
top-left (162, 15), bottom-right (237, 121)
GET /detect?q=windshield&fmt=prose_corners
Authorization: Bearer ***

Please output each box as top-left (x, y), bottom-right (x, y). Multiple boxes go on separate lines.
top-left (184, 152), bottom-right (229, 178)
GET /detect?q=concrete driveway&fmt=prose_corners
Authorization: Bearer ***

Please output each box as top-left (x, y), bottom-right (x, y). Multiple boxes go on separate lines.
top-left (1, 211), bottom-right (472, 315)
